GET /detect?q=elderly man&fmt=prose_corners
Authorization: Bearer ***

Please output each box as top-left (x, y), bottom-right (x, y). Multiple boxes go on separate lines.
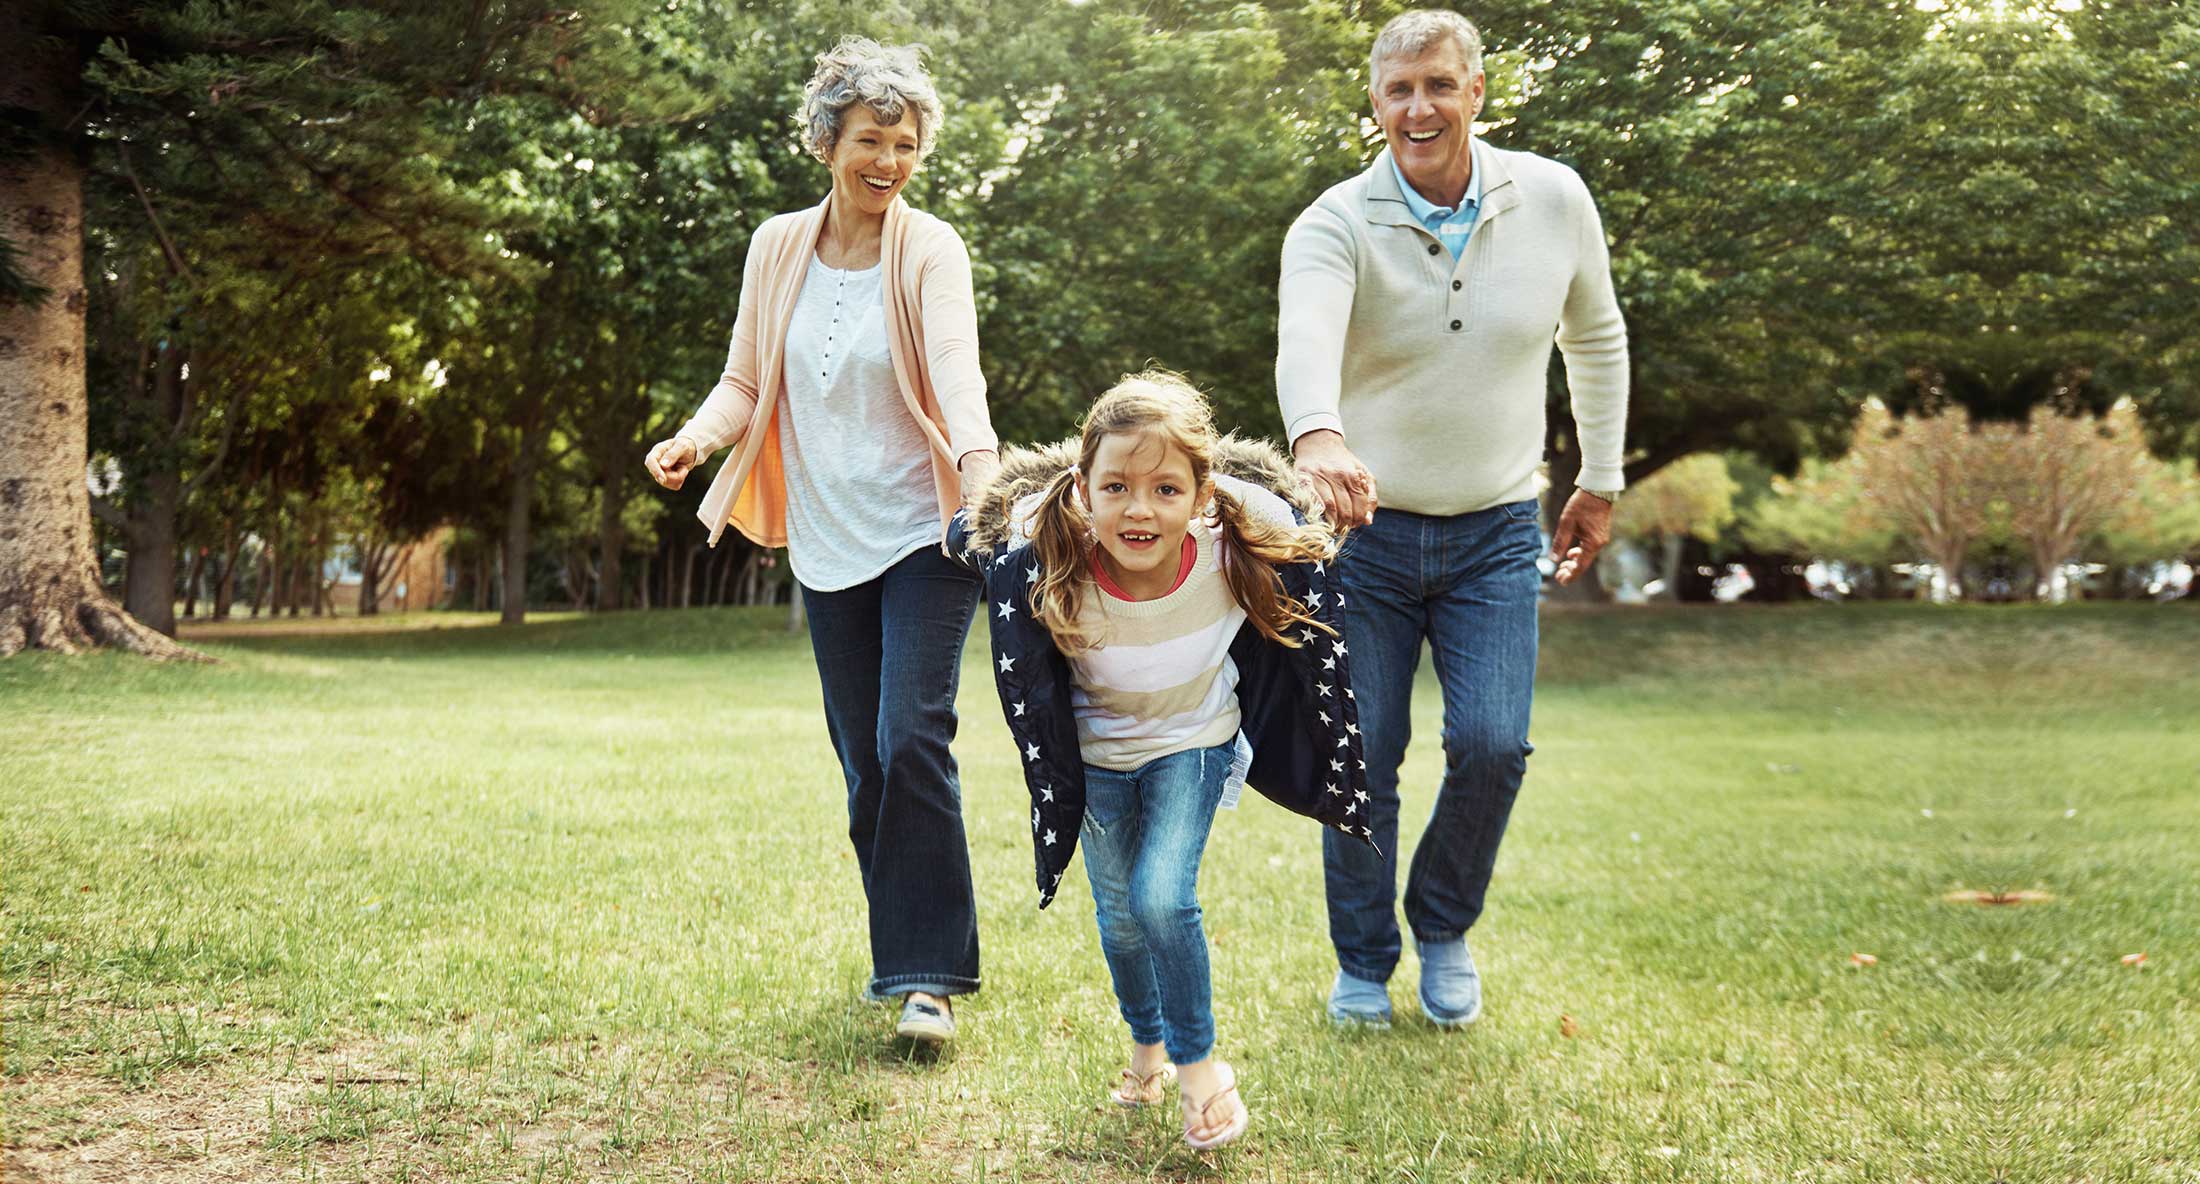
top-left (1276, 9), bottom-right (1628, 1027)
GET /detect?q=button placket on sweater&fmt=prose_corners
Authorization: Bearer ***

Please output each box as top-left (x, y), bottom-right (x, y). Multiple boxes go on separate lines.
top-left (1447, 217), bottom-right (1487, 336)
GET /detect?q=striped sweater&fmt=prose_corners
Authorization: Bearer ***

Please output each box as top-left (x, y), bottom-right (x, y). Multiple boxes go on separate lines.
top-left (1068, 520), bottom-right (1245, 771)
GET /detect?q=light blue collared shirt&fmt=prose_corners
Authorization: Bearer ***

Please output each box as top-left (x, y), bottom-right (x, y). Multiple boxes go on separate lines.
top-left (1389, 138), bottom-right (1484, 261)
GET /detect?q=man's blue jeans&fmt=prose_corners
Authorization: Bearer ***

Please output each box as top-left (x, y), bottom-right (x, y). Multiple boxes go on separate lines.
top-left (1079, 741), bottom-right (1235, 1066)
top-left (801, 544), bottom-right (983, 998)
top-left (1323, 501), bottom-right (1541, 983)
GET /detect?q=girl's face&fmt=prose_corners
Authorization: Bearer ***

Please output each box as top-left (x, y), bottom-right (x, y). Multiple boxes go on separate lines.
top-left (1079, 429), bottom-right (1207, 598)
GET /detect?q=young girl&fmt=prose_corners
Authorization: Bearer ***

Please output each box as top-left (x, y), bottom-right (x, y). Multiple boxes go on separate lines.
top-left (948, 372), bottom-right (1375, 1151)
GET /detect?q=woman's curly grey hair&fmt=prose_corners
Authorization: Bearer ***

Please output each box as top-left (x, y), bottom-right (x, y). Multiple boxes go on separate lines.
top-left (800, 37), bottom-right (945, 165)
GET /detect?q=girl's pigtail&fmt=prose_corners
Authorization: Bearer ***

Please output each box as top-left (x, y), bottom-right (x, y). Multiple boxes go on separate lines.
top-left (1028, 467), bottom-right (1098, 654)
top-left (1212, 486), bottom-right (1338, 647)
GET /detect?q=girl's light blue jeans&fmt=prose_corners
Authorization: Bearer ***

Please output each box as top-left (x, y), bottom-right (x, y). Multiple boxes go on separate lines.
top-left (1079, 740), bottom-right (1235, 1066)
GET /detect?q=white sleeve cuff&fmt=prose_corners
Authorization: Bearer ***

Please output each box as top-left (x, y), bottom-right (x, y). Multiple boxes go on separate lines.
top-left (1575, 464), bottom-right (1626, 492)
top-left (1286, 413), bottom-right (1346, 448)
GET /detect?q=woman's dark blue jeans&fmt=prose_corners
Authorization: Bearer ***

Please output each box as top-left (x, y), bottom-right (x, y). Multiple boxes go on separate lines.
top-left (800, 544), bottom-right (983, 998)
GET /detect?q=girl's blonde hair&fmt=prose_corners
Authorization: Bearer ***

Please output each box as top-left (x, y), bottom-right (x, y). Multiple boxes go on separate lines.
top-left (1027, 370), bottom-right (1337, 654)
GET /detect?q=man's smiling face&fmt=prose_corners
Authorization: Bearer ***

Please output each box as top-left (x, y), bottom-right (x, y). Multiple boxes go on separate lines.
top-left (1371, 38), bottom-right (1484, 204)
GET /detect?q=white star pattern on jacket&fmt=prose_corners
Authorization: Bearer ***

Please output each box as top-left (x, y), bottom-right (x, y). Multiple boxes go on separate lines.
top-left (998, 654), bottom-right (1015, 673)
top-left (997, 600), bottom-right (1016, 621)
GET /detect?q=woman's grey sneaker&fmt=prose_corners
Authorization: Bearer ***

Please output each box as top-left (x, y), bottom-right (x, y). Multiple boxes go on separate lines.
top-left (1415, 936), bottom-right (1483, 1027)
top-left (896, 995), bottom-right (955, 1044)
top-left (1326, 968), bottom-right (1394, 1027)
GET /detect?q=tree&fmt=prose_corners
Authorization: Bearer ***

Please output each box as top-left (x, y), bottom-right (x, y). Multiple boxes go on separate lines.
top-left (2005, 401), bottom-right (2150, 599)
top-left (1, 6), bottom-right (183, 656)
top-left (1851, 400), bottom-right (2000, 600)
top-left (1739, 455), bottom-right (1903, 574)
top-left (2092, 456), bottom-right (2200, 579)
top-left (1609, 452), bottom-right (1738, 596)
top-left (2, 0), bottom-right (707, 655)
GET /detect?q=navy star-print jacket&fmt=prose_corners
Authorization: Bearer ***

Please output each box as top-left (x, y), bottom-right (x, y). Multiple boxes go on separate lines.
top-left (945, 438), bottom-right (1377, 908)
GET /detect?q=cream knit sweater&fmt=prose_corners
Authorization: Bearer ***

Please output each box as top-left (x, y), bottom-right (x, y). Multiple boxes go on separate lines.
top-left (1276, 143), bottom-right (1630, 514)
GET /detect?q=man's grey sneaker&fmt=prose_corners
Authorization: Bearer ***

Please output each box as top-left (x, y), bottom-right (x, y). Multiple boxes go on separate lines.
top-left (896, 995), bottom-right (955, 1044)
top-left (1326, 968), bottom-right (1393, 1027)
top-left (1415, 936), bottom-right (1483, 1027)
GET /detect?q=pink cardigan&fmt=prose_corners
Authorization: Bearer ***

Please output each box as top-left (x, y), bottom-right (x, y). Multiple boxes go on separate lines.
top-left (677, 193), bottom-right (997, 548)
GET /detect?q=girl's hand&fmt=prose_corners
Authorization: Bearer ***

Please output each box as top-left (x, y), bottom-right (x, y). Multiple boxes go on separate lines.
top-left (645, 437), bottom-right (699, 490)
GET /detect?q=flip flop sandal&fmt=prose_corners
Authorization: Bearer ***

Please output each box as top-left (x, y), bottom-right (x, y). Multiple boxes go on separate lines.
top-left (1181, 1061), bottom-right (1249, 1151)
top-left (1110, 1063), bottom-right (1176, 1107)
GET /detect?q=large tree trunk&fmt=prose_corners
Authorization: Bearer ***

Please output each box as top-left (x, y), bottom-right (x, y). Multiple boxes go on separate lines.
top-left (121, 465), bottom-right (181, 634)
top-left (0, 20), bottom-right (194, 658)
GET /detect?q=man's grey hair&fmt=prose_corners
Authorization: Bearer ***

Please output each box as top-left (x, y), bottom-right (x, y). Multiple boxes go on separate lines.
top-left (800, 37), bottom-right (944, 165)
top-left (1370, 9), bottom-right (1484, 86)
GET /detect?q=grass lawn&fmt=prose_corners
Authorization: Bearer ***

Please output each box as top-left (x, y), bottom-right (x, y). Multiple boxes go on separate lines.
top-left (4, 603), bottom-right (2195, 1182)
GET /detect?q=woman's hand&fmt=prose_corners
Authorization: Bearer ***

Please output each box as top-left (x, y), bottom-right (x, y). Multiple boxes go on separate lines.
top-left (958, 449), bottom-right (1000, 508)
top-left (645, 437), bottom-right (700, 490)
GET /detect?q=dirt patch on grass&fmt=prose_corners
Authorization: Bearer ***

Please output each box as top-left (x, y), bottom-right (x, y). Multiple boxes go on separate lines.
top-left (4, 1039), bottom-right (623, 1184)
top-left (3, 1035), bottom-right (1192, 1184)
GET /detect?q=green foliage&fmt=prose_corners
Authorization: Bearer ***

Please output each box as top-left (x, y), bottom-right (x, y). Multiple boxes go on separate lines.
top-left (1740, 453), bottom-right (1903, 569)
top-left (2091, 457), bottom-right (2200, 569)
top-left (1609, 452), bottom-right (1737, 545)
top-left (28, 0), bottom-right (2200, 616)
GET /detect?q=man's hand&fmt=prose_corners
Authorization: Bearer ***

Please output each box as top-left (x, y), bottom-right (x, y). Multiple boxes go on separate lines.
top-left (1292, 429), bottom-right (1377, 527)
top-left (644, 437), bottom-right (699, 490)
top-left (958, 449), bottom-right (1000, 509)
top-left (1548, 489), bottom-right (1614, 585)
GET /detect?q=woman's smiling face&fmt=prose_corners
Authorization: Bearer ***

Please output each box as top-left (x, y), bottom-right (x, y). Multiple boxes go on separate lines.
top-left (830, 104), bottom-right (920, 215)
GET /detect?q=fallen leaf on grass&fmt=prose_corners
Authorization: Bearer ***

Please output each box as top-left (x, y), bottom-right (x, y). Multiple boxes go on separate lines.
top-left (1943, 889), bottom-right (2055, 906)
top-left (2121, 952), bottom-right (2147, 967)
top-left (1558, 1013), bottom-right (1579, 1037)
top-left (1850, 952), bottom-right (1878, 967)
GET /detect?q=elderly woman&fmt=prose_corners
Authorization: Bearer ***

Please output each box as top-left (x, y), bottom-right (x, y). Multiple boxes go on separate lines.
top-left (644, 37), bottom-right (999, 1045)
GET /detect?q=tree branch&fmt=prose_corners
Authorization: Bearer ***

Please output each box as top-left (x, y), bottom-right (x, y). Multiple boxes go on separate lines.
top-left (117, 143), bottom-right (193, 281)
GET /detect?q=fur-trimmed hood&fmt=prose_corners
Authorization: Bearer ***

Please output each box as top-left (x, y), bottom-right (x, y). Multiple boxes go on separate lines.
top-left (959, 433), bottom-right (1321, 555)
